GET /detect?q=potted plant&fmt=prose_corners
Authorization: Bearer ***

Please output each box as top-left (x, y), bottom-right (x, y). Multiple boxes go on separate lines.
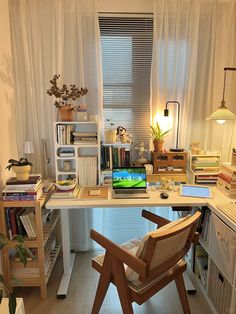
top-left (150, 122), bottom-right (171, 152)
top-left (6, 158), bottom-right (32, 181)
top-left (0, 234), bottom-right (34, 314)
top-left (47, 74), bottom-right (88, 121)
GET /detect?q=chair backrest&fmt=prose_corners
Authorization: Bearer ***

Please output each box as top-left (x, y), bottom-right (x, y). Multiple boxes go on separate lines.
top-left (127, 211), bottom-right (201, 282)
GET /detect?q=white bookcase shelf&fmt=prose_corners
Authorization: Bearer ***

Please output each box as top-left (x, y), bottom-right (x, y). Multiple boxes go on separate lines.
top-left (54, 121), bottom-right (101, 185)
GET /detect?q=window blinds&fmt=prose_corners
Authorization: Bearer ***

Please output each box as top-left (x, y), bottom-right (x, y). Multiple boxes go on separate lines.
top-left (99, 16), bottom-right (153, 156)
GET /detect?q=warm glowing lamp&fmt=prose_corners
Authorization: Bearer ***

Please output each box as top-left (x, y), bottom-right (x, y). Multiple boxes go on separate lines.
top-left (164, 101), bottom-right (184, 152)
top-left (207, 67), bottom-right (236, 124)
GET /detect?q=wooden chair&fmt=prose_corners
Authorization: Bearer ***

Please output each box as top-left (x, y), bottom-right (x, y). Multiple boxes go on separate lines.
top-left (90, 210), bottom-right (201, 314)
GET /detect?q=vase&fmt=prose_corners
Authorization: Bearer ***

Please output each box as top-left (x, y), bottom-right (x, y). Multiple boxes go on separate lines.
top-left (12, 165), bottom-right (31, 181)
top-left (105, 130), bottom-right (117, 143)
top-left (59, 106), bottom-right (73, 122)
top-left (153, 139), bottom-right (164, 152)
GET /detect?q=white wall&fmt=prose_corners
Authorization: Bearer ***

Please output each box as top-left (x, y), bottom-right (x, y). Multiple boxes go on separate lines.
top-left (0, 0), bottom-right (18, 190)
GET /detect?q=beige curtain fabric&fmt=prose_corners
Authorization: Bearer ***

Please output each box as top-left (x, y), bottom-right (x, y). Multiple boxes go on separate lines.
top-left (9, 0), bottom-right (103, 177)
top-left (151, 0), bottom-right (236, 161)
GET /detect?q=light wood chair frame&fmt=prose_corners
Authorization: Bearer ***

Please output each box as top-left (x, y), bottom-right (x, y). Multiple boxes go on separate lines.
top-left (90, 210), bottom-right (201, 314)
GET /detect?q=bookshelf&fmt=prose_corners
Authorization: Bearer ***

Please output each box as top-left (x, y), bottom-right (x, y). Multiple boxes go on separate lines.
top-left (188, 152), bottom-right (221, 185)
top-left (0, 195), bottom-right (61, 300)
top-left (54, 121), bottom-right (101, 186)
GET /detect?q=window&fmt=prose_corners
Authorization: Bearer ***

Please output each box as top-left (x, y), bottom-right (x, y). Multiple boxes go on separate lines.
top-left (99, 16), bottom-right (153, 157)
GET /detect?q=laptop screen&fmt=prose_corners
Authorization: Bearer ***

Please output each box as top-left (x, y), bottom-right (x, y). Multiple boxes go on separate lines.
top-left (112, 167), bottom-right (147, 189)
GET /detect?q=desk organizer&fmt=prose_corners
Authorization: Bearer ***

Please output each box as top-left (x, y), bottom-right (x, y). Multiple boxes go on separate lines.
top-left (151, 151), bottom-right (187, 174)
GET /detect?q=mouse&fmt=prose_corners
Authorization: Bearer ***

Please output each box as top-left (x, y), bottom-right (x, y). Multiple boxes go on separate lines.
top-left (160, 192), bottom-right (169, 199)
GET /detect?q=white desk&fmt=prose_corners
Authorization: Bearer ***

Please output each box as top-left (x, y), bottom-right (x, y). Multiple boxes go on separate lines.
top-left (46, 187), bottom-right (234, 298)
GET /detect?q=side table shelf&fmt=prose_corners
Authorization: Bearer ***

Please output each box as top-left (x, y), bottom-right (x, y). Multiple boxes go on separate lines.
top-left (0, 196), bottom-right (61, 300)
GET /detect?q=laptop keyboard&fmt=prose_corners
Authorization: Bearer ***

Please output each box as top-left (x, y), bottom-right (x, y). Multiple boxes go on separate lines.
top-left (114, 189), bottom-right (147, 194)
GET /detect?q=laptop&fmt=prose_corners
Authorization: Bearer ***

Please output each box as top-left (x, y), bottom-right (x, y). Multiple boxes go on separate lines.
top-left (112, 167), bottom-right (150, 199)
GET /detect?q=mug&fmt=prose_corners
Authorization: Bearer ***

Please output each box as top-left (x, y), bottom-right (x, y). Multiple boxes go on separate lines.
top-left (160, 177), bottom-right (175, 190)
top-left (63, 161), bottom-right (71, 171)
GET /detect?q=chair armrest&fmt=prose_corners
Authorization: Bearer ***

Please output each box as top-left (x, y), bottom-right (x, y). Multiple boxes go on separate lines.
top-left (142, 210), bottom-right (170, 227)
top-left (90, 229), bottom-right (147, 278)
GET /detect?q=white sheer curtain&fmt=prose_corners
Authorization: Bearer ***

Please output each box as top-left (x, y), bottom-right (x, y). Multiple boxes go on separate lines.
top-left (151, 0), bottom-right (236, 160)
top-left (9, 0), bottom-right (103, 176)
top-left (9, 0), bottom-right (103, 251)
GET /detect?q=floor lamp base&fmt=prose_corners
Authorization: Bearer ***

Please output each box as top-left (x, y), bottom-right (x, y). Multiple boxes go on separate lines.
top-left (170, 148), bottom-right (185, 152)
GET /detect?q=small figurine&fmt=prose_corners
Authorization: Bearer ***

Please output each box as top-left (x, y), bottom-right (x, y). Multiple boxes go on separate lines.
top-left (116, 126), bottom-right (132, 143)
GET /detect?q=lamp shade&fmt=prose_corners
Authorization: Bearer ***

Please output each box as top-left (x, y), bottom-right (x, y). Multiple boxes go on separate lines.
top-left (24, 141), bottom-right (34, 154)
top-left (207, 104), bottom-right (236, 121)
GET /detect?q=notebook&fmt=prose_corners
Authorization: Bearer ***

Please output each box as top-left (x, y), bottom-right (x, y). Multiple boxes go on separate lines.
top-left (112, 167), bottom-right (149, 199)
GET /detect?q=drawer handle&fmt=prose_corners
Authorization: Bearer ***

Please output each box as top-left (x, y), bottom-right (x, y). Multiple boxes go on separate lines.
top-left (216, 231), bottom-right (229, 245)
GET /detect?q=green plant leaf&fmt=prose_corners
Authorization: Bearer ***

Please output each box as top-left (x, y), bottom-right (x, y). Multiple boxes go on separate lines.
top-left (9, 292), bottom-right (17, 314)
top-left (15, 245), bottom-right (27, 266)
top-left (12, 235), bottom-right (24, 243)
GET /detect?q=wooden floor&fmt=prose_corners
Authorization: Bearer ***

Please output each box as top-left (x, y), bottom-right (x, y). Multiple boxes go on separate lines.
top-left (16, 251), bottom-right (212, 314)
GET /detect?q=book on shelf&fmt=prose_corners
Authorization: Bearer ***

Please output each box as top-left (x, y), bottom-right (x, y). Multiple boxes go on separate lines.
top-left (15, 208), bottom-right (27, 236)
top-left (59, 151), bottom-right (75, 157)
top-left (3, 180), bottom-right (42, 192)
top-left (19, 208), bottom-right (36, 238)
top-left (79, 186), bottom-right (109, 200)
top-left (2, 186), bottom-right (43, 201)
top-left (51, 185), bottom-right (80, 199)
top-left (6, 175), bottom-right (41, 186)
top-left (101, 145), bottom-right (131, 170)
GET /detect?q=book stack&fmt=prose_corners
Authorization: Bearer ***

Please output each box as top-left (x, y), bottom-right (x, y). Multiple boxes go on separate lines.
top-left (73, 131), bottom-right (97, 145)
top-left (51, 185), bottom-right (80, 199)
top-left (5, 207), bottom-right (36, 239)
top-left (2, 175), bottom-right (42, 201)
top-left (217, 163), bottom-right (236, 197)
top-left (77, 156), bottom-right (97, 186)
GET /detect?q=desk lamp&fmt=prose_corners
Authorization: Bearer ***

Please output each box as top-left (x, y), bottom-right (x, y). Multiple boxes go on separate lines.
top-left (164, 101), bottom-right (184, 152)
top-left (207, 67), bottom-right (236, 124)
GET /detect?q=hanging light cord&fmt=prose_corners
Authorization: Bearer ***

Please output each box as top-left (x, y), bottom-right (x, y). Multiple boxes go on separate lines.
top-left (221, 67), bottom-right (236, 107)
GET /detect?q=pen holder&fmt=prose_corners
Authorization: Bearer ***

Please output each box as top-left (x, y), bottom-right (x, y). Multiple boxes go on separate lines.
top-left (232, 152), bottom-right (236, 166)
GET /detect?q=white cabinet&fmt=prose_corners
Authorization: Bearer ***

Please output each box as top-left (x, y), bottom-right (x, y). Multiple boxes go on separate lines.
top-left (54, 121), bottom-right (100, 185)
top-left (188, 152), bottom-right (221, 185)
top-left (192, 208), bottom-right (236, 314)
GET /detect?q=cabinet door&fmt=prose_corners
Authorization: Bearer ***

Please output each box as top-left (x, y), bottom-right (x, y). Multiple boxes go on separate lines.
top-left (209, 213), bottom-right (236, 285)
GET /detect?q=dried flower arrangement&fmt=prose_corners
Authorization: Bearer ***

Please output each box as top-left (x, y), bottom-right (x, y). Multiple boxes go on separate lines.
top-left (47, 74), bottom-right (88, 110)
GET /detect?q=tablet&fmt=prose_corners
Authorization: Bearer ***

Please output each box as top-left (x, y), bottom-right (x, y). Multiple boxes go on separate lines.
top-left (179, 184), bottom-right (212, 198)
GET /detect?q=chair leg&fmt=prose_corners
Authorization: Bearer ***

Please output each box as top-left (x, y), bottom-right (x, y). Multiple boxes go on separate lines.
top-left (112, 258), bottom-right (134, 314)
top-left (91, 253), bottom-right (113, 314)
top-left (175, 273), bottom-right (191, 314)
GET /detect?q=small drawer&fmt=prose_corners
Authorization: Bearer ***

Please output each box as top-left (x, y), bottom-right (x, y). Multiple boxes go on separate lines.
top-left (209, 213), bottom-right (236, 285)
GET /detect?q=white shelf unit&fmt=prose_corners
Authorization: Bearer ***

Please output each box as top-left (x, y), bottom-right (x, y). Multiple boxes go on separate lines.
top-left (188, 152), bottom-right (221, 185)
top-left (54, 121), bottom-right (101, 185)
top-left (189, 207), bottom-right (236, 314)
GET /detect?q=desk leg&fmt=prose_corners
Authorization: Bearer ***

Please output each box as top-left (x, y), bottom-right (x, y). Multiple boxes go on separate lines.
top-left (57, 209), bottom-right (76, 298)
top-left (183, 271), bottom-right (196, 294)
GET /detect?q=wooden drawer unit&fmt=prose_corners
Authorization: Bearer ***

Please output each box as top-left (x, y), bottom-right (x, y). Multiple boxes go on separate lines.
top-left (151, 152), bottom-right (187, 174)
